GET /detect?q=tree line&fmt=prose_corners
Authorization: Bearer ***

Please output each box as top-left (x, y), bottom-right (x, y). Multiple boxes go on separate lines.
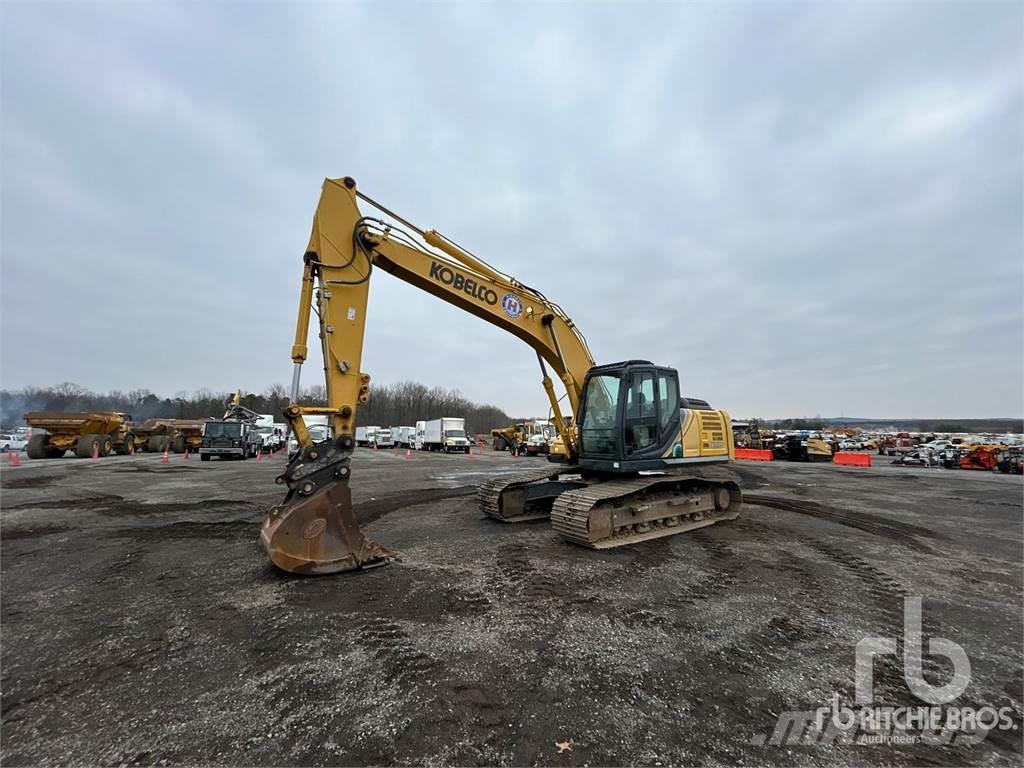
top-left (0, 381), bottom-right (514, 437)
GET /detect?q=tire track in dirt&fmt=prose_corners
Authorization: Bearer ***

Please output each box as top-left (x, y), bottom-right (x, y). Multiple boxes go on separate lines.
top-left (745, 494), bottom-right (939, 552)
top-left (1, 525), bottom-right (70, 541)
top-left (737, 515), bottom-right (968, 718)
top-left (352, 616), bottom-right (441, 687)
top-left (1, 474), bottom-right (62, 490)
top-left (616, 529), bottom-right (745, 631)
top-left (354, 486), bottom-right (476, 525)
top-left (484, 542), bottom-right (560, 605)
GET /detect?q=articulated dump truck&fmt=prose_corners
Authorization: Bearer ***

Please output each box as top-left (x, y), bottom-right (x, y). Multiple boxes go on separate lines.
top-left (23, 411), bottom-right (134, 459)
top-left (131, 419), bottom-right (207, 454)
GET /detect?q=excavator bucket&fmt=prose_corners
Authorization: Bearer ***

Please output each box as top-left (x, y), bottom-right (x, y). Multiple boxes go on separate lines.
top-left (260, 435), bottom-right (395, 575)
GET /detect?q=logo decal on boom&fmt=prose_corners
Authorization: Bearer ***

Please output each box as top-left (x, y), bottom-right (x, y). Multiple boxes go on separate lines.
top-left (428, 260), bottom-right (498, 306)
top-left (502, 293), bottom-right (523, 319)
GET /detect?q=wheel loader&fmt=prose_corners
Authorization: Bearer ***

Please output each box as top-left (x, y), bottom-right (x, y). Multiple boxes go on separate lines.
top-left (491, 420), bottom-right (556, 455)
top-left (23, 411), bottom-right (134, 459)
top-left (260, 177), bottom-right (742, 575)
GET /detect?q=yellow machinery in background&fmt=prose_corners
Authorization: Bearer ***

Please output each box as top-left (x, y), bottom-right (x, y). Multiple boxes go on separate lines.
top-left (24, 411), bottom-right (134, 459)
top-left (259, 176), bottom-right (742, 575)
top-left (772, 433), bottom-right (834, 462)
top-left (133, 419), bottom-right (207, 454)
top-left (491, 420), bottom-right (556, 455)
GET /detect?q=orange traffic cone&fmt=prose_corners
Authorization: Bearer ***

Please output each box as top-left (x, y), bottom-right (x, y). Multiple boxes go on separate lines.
top-left (92, 441), bottom-right (99, 461)
top-left (10, 451), bottom-right (21, 467)
top-left (405, 449), bottom-right (411, 460)
top-left (161, 448), bottom-right (169, 464)
top-left (256, 449), bottom-right (262, 462)
top-left (468, 447), bottom-right (474, 458)
top-left (184, 449), bottom-right (189, 460)
top-left (129, 442), bottom-right (135, 457)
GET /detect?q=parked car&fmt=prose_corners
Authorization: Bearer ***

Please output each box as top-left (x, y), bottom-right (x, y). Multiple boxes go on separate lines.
top-left (838, 439), bottom-right (864, 451)
top-left (892, 450), bottom-right (938, 467)
top-left (0, 433), bottom-right (28, 452)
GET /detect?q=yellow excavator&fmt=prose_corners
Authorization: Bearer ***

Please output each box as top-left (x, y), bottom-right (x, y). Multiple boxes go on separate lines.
top-left (260, 177), bottom-right (742, 575)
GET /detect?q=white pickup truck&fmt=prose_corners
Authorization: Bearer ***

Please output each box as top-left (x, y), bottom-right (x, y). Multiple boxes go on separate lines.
top-left (1, 433), bottom-right (28, 452)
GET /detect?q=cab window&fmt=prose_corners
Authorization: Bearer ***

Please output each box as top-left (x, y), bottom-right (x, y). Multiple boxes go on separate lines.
top-left (658, 374), bottom-right (679, 432)
top-left (580, 374), bottom-right (621, 455)
top-left (624, 372), bottom-right (657, 451)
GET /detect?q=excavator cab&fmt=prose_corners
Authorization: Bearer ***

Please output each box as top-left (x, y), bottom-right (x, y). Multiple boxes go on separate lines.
top-left (575, 360), bottom-right (733, 474)
top-left (577, 361), bottom-right (681, 472)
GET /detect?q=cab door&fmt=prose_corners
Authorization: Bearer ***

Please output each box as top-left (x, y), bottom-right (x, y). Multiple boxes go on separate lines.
top-left (622, 369), bottom-right (661, 459)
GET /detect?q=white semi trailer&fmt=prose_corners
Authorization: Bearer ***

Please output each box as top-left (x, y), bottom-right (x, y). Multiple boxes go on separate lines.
top-left (421, 417), bottom-right (470, 453)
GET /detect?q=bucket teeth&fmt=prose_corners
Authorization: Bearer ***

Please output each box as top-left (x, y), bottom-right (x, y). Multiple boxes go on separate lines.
top-left (260, 438), bottom-right (395, 575)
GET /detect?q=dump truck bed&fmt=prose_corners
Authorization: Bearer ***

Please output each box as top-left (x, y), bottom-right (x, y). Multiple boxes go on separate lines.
top-left (23, 411), bottom-right (125, 435)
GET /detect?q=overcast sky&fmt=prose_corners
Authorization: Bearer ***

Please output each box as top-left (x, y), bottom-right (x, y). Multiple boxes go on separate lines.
top-left (2, 1), bottom-right (1021, 419)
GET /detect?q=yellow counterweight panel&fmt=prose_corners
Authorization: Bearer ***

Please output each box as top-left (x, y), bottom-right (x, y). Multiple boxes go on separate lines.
top-left (696, 410), bottom-right (730, 457)
top-left (666, 409), bottom-right (734, 459)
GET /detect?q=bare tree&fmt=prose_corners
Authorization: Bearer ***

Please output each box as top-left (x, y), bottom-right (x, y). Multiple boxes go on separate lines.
top-left (1, 380), bottom-right (514, 435)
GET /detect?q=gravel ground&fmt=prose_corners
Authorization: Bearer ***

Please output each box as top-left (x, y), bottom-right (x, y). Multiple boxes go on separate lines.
top-left (1, 448), bottom-right (1021, 766)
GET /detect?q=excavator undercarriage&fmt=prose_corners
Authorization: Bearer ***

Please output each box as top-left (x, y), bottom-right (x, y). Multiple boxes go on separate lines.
top-left (478, 466), bottom-right (742, 548)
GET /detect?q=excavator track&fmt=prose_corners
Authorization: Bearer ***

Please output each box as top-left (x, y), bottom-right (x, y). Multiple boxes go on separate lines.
top-left (477, 468), bottom-right (583, 523)
top-left (551, 469), bottom-right (742, 549)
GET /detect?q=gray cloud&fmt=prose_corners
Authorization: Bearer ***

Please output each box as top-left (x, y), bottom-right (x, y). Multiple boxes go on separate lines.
top-left (2, 1), bottom-right (1021, 419)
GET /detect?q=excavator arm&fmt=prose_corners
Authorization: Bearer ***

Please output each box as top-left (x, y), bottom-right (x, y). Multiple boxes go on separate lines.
top-left (261, 177), bottom-right (595, 574)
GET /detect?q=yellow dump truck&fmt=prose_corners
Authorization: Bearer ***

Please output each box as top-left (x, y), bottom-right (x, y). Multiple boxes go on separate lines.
top-left (132, 419), bottom-right (207, 453)
top-left (24, 411), bottom-right (134, 459)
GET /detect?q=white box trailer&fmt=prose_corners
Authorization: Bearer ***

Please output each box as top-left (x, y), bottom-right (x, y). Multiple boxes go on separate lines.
top-left (391, 426), bottom-right (415, 447)
top-left (355, 426), bottom-right (393, 448)
top-left (421, 417), bottom-right (470, 453)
